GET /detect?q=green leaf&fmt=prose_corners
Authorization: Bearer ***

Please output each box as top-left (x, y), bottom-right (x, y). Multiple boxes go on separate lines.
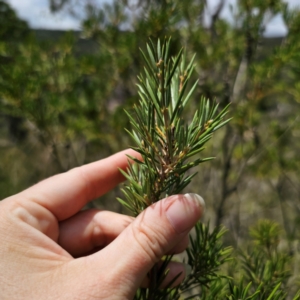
top-left (266, 283), bottom-right (282, 300)
top-left (166, 47), bottom-right (183, 87)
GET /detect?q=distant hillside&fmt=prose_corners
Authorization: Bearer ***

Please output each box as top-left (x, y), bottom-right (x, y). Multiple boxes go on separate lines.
top-left (32, 29), bottom-right (99, 54)
top-left (32, 29), bottom-right (284, 57)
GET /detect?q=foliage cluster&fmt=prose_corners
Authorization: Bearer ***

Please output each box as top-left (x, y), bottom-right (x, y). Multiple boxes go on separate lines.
top-left (1, 0), bottom-right (300, 298)
top-left (118, 38), bottom-right (230, 215)
top-left (120, 38), bottom-right (299, 299)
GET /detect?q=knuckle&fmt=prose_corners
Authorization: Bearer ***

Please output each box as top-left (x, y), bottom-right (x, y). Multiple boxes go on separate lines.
top-left (70, 167), bottom-right (96, 200)
top-left (131, 220), bottom-right (169, 263)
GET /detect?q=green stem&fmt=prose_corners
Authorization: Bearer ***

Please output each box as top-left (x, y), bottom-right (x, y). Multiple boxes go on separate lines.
top-left (148, 263), bottom-right (159, 300)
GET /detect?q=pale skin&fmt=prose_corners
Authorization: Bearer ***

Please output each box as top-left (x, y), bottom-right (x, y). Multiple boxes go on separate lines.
top-left (0, 149), bottom-right (204, 300)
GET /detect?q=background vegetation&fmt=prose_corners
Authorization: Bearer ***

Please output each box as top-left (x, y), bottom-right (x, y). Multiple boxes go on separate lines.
top-left (1, 0), bottom-right (300, 298)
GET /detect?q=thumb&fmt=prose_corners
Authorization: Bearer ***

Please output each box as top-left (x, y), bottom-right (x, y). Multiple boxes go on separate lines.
top-left (84, 193), bottom-right (205, 299)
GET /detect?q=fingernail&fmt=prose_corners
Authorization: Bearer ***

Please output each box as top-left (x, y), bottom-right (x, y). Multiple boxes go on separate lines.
top-left (184, 193), bottom-right (205, 214)
top-left (166, 193), bottom-right (205, 234)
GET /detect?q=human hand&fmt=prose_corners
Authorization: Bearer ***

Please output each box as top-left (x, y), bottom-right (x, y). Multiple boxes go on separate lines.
top-left (0, 149), bottom-right (205, 299)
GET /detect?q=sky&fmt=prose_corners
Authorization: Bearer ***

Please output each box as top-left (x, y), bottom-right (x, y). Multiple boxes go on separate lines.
top-left (6, 0), bottom-right (300, 37)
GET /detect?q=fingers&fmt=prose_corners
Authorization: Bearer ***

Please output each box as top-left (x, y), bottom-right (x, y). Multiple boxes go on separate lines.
top-left (58, 210), bottom-right (134, 257)
top-left (20, 149), bottom-right (140, 221)
top-left (80, 193), bottom-right (205, 299)
top-left (140, 260), bottom-right (189, 288)
top-left (58, 209), bottom-right (189, 258)
top-left (168, 234), bottom-right (189, 254)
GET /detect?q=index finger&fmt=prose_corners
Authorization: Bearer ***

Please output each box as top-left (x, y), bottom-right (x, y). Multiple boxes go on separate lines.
top-left (20, 149), bottom-right (139, 221)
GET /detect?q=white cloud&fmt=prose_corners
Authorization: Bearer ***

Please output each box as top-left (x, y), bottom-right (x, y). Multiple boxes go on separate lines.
top-left (207, 0), bottom-right (291, 37)
top-left (264, 14), bottom-right (288, 37)
top-left (5, 0), bottom-right (299, 34)
top-left (6, 0), bottom-right (80, 30)
top-left (286, 0), bottom-right (300, 9)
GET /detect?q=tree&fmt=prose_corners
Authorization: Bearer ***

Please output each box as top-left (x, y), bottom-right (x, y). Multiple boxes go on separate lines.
top-left (1, 0), bottom-right (300, 298)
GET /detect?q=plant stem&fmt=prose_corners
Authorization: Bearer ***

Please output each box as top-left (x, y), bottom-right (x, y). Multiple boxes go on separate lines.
top-left (148, 264), bottom-right (159, 300)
